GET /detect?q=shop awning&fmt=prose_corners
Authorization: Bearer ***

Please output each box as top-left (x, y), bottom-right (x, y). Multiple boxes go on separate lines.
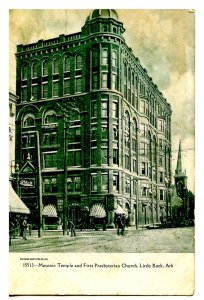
top-left (114, 204), bottom-right (128, 216)
top-left (89, 203), bottom-right (106, 218)
top-left (42, 204), bottom-right (58, 217)
top-left (9, 183), bottom-right (30, 214)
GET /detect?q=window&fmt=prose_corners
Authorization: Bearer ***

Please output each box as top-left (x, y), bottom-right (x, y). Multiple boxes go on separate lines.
top-left (64, 79), bottom-right (70, 95)
top-left (75, 55), bottom-right (82, 69)
top-left (101, 125), bottom-right (108, 140)
top-left (160, 189), bottom-right (164, 200)
top-left (53, 81), bottom-right (59, 97)
top-left (22, 134), bottom-right (35, 148)
top-left (112, 73), bottom-right (117, 90)
top-left (112, 102), bottom-right (118, 118)
top-left (103, 25), bottom-right (108, 32)
top-left (42, 83), bottom-right (48, 98)
top-left (23, 114), bottom-right (35, 128)
top-left (67, 176), bottom-right (81, 193)
top-left (113, 173), bottom-right (119, 191)
top-left (31, 85), bottom-right (38, 100)
top-left (91, 148), bottom-right (97, 164)
top-left (140, 100), bottom-right (145, 113)
top-left (112, 50), bottom-right (117, 67)
top-left (44, 152), bottom-right (57, 168)
top-left (133, 180), bottom-right (137, 195)
top-left (67, 151), bottom-right (81, 166)
top-left (133, 158), bottom-right (137, 173)
top-left (43, 132), bottom-right (58, 146)
top-left (91, 174), bottom-right (97, 191)
top-left (22, 65), bottom-right (28, 80)
top-left (113, 124), bottom-right (118, 140)
top-left (140, 142), bottom-right (148, 156)
top-left (101, 101), bottom-right (108, 117)
top-left (101, 73), bottom-right (108, 88)
top-left (42, 61), bottom-right (48, 76)
top-left (125, 154), bottom-right (130, 170)
top-left (43, 178), bottom-right (57, 193)
top-left (125, 176), bottom-right (130, 193)
top-left (91, 125), bottom-right (97, 140)
top-left (32, 62), bottom-right (38, 78)
top-left (75, 77), bottom-right (82, 93)
top-left (22, 87), bottom-right (27, 102)
top-left (68, 127), bottom-right (81, 143)
top-left (101, 148), bottom-right (108, 164)
top-left (101, 174), bottom-right (108, 191)
top-left (159, 172), bottom-right (163, 183)
top-left (92, 48), bottom-right (99, 66)
top-left (141, 162), bottom-right (146, 175)
top-left (140, 124), bottom-right (146, 137)
top-left (53, 59), bottom-right (59, 74)
top-left (91, 101), bottom-right (97, 118)
top-left (64, 56), bottom-right (70, 72)
top-left (113, 148), bottom-right (118, 165)
top-left (92, 73), bottom-right (98, 89)
top-left (44, 111), bottom-right (57, 125)
top-left (102, 49), bottom-right (108, 65)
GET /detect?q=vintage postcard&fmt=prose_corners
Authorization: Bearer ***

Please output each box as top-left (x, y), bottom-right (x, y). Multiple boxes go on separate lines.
top-left (8, 8), bottom-right (195, 296)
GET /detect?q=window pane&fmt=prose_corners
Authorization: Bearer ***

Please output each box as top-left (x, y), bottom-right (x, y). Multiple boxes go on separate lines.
top-left (102, 73), bottom-right (108, 88)
top-left (42, 61), bottom-right (48, 76)
top-left (53, 81), bottom-right (59, 97)
top-left (31, 85), bottom-right (38, 100)
top-left (76, 77), bottom-right (82, 93)
top-left (101, 174), bottom-right (108, 190)
top-left (101, 148), bottom-right (108, 164)
top-left (22, 87), bottom-right (27, 102)
top-left (64, 57), bottom-right (70, 72)
top-left (32, 63), bottom-right (38, 78)
top-left (113, 102), bottom-right (118, 118)
top-left (53, 59), bottom-right (59, 74)
top-left (102, 49), bottom-right (108, 65)
top-left (91, 175), bottom-right (97, 191)
top-left (64, 79), bottom-right (70, 95)
top-left (44, 153), bottom-right (57, 168)
top-left (92, 73), bottom-right (98, 89)
top-left (101, 101), bottom-right (108, 117)
top-left (76, 55), bottom-right (82, 69)
top-left (42, 83), bottom-right (48, 98)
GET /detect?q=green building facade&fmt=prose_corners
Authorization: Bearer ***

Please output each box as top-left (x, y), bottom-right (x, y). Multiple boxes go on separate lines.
top-left (14, 9), bottom-right (172, 229)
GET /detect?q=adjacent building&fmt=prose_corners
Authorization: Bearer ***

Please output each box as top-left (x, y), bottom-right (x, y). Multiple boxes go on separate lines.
top-left (14, 9), bottom-right (172, 229)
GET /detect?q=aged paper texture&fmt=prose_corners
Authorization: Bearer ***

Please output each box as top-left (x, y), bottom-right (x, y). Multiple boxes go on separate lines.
top-left (8, 8), bottom-right (195, 296)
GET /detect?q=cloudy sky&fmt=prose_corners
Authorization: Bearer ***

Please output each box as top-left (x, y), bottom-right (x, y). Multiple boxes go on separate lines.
top-left (9, 9), bottom-right (195, 192)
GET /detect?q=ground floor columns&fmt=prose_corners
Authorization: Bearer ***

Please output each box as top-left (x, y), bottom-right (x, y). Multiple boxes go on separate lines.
top-left (107, 210), bottom-right (115, 228)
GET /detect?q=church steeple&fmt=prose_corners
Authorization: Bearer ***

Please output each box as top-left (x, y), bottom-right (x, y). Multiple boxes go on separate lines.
top-left (175, 140), bottom-right (183, 175)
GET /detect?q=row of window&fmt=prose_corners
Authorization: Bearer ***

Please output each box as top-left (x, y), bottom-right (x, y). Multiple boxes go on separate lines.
top-left (22, 55), bottom-right (83, 80)
top-left (42, 174), bottom-right (166, 199)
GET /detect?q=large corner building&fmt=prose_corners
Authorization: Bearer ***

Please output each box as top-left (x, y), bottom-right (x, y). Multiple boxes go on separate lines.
top-left (14, 9), bottom-right (172, 229)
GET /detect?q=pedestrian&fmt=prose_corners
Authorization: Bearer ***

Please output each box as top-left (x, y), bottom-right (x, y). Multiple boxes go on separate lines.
top-left (68, 219), bottom-right (76, 237)
top-left (22, 217), bottom-right (28, 240)
top-left (116, 214), bottom-right (125, 235)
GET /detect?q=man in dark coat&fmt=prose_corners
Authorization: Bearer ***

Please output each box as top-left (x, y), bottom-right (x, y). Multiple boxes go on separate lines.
top-left (116, 214), bottom-right (125, 235)
top-left (68, 220), bottom-right (76, 237)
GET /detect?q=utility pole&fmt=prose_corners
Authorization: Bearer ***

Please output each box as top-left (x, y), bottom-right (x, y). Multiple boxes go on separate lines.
top-left (36, 131), bottom-right (43, 238)
top-left (58, 100), bottom-right (80, 236)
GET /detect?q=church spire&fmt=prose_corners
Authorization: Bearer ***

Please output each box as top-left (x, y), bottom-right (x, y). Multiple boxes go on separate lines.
top-left (176, 140), bottom-right (182, 175)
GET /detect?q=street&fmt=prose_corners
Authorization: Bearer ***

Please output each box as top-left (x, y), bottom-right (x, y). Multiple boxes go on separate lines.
top-left (9, 226), bottom-right (194, 253)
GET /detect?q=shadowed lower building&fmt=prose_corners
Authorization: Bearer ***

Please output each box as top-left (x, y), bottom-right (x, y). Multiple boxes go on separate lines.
top-left (14, 9), bottom-right (172, 229)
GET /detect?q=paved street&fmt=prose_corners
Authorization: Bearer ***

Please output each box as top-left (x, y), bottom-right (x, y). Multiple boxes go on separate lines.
top-left (9, 226), bottom-right (194, 253)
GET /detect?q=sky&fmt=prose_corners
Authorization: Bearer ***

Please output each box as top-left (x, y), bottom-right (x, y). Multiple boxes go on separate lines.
top-left (9, 9), bottom-right (195, 192)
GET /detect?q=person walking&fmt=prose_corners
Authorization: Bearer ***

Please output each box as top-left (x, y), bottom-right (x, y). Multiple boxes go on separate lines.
top-left (68, 219), bottom-right (76, 237)
top-left (116, 214), bottom-right (125, 235)
top-left (22, 217), bottom-right (28, 240)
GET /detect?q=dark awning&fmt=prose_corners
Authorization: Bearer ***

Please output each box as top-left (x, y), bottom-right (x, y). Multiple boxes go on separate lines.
top-left (89, 203), bottom-right (106, 218)
top-left (9, 183), bottom-right (30, 214)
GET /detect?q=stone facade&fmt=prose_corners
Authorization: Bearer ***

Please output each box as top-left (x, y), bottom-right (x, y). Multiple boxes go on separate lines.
top-left (15, 9), bottom-right (172, 228)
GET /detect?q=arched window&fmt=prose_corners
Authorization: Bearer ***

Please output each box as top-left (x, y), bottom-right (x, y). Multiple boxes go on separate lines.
top-left (44, 110), bottom-right (57, 125)
top-left (22, 114), bottom-right (35, 128)
top-left (53, 59), bottom-right (59, 74)
top-left (32, 62), bottom-right (38, 78)
top-left (75, 55), bottom-right (82, 69)
top-left (132, 118), bottom-right (138, 173)
top-left (42, 60), bottom-right (49, 76)
top-left (64, 56), bottom-right (71, 72)
top-left (21, 65), bottom-right (28, 80)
